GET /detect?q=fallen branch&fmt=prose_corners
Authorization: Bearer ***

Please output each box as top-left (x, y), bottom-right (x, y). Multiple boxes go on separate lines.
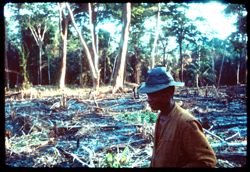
top-left (5, 92), bottom-right (21, 98)
top-left (211, 141), bottom-right (247, 148)
top-left (57, 147), bottom-right (89, 167)
top-left (204, 129), bottom-right (226, 142)
top-left (225, 132), bottom-right (241, 141)
top-left (67, 151), bottom-right (89, 167)
top-left (77, 145), bottom-right (95, 168)
top-left (50, 101), bottom-right (61, 110)
top-left (99, 124), bottom-right (142, 131)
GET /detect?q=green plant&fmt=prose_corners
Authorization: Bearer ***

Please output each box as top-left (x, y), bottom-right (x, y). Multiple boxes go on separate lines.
top-left (104, 146), bottom-right (131, 168)
top-left (116, 111), bottom-right (157, 124)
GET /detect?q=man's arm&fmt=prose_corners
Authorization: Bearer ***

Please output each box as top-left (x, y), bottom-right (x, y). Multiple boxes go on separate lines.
top-left (181, 120), bottom-right (217, 167)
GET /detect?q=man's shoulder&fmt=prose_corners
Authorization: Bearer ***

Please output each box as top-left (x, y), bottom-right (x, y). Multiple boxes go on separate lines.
top-left (175, 103), bottom-right (196, 121)
top-left (175, 104), bottom-right (203, 131)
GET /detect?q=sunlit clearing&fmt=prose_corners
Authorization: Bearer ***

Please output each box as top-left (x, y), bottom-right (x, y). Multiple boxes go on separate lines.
top-left (187, 2), bottom-right (237, 40)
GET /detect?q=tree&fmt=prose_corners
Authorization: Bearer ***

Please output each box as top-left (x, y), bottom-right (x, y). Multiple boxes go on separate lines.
top-left (5, 17), bottom-right (9, 89)
top-left (5, 3), bottom-right (58, 86)
top-left (224, 4), bottom-right (247, 84)
top-left (58, 3), bottom-right (69, 89)
top-left (19, 44), bottom-right (30, 88)
top-left (88, 3), bottom-right (99, 79)
top-left (163, 3), bottom-right (200, 82)
top-left (28, 22), bottom-right (47, 85)
top-left (112, 3), bottom-right (131, 92)
top-left (128, 3), bottom-right (151, 84)
top-left (66, 3), bottom-right (99, 88)
top-left (151, 3), bottom-right (161, 69)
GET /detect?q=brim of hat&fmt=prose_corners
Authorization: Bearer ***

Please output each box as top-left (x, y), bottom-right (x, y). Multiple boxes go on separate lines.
top-left (138, 81), bottom-right (184, 94)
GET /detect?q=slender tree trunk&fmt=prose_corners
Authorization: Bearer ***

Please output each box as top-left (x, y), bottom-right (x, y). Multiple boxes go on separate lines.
top-left (245, 53), bottom-right (247, 84)
top-left (5, 20), bottom-right (9, 89)
top-left (88, 3), bottom-right (99, 88)
top-left (66, 3), bottom-right (98, 88)
top-left (112, 3), bottom-right (131, 92)
top-left (28, 24), bottom-right (47, 85)
top-left (47, 52), bottom-right (51, 85)
top-left (59, 3), bottom-right (69, 89)
top-left (211, 45), bottom-right (216, 83)
top-left (39, 44), bottom-right (42, 85)
top-left (217, 54), bottom-right (225, 89)
top-left (179, 41), bottom-right (183, 82)
top-left (151, 3), bottom-right (161, 69)
top-left (19, 45), bottom-right (29, 88)
top-left (104, 52), bottom-right (107, 83)
top-left (196, 74), bottom-right (199, 89)
top-left (79, 51), bottom-right (83, 86)
top-left (196, 48), bottom-right (201, 88)
top-left (37, 60), bottom-right (39, 85)
top-left (59, 31), bottom-right (68, 89)
top-left (96, 29), bottom-right (99, 63)
top-left (236, 61), bottom-right (240, 85)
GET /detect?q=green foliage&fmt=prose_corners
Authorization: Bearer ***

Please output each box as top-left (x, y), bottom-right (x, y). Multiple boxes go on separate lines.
top-left (5, 2), bottom-right (247, 87)
top-left (117, 111), bottom-right (157, 124)
top-left (104, 146), bottom-right (131, 168)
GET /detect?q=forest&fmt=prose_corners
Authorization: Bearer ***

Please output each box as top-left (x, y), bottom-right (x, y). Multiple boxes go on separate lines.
top-left (4, 2), bottom-right (247, 168)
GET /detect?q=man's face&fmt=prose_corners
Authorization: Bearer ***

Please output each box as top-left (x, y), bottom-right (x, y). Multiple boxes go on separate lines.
top-left (146, 87), bottom-right (174, 111)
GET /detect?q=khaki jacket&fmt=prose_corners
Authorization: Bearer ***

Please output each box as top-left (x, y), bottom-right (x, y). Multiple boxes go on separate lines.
top-left (151, 103), bottom-right (217, 167)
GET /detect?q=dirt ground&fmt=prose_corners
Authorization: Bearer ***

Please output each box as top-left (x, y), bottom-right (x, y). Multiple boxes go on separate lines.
top-left (5, 85), bottom-right (247, 167)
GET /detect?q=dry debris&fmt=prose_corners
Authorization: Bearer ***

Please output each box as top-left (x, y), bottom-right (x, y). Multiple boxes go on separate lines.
top-left (5, 85), bottom-right (246, 167)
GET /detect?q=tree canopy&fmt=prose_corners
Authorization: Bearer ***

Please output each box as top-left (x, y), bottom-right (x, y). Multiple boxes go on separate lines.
top-left (4, 2), bottom-right (247, 89)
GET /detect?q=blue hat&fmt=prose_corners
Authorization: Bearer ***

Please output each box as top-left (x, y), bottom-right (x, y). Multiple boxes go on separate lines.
top-left (138, 67), bottom-right (184, 94)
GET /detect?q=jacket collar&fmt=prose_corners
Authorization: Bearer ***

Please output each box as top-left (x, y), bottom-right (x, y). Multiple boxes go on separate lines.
top-left (159, 102), bottom-right (178, 119)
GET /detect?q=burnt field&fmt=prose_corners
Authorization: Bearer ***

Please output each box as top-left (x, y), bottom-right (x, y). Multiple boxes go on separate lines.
top-left (5, 85), bottom-right (247, 167)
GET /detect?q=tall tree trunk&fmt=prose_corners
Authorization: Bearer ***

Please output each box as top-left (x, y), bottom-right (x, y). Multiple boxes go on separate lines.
top-left (66, 3), bottom-right (98, 88)
top-left (28, 24), bottom-right (47, 85)
top-left (39, 44), bottom-right (42, 85)
top-left (236, 60), bottom-right (240, 85)
top-left (196, 47), bottom-right (201, 89)
top-left (245, 52), bottom-right (247, 84)
top-left (47, 51), bottom-right (51, 85)
top-left (59, 31), bottom-right (68, 89)
top-left (5, 20), bottom-right (9, 89)
top-left (88, 3), bottom-right (100, 88)
top-left (211, 44), bottom-right (216, 84)
top-left (112, 3), bottom-right (131, 92)
top-left (217, 54), bottom-right (225, 89)
top-left (20, 45), bottom-right (29, 85)
top-left (179, 41), bottom-right (183, 82)
top-left (103, 51), bottom-right (107, 83)
top-left (163, 46), bottom-right (166, 66)
top-left (151, 3), bottom-right (161, 69)
top-left (59, 3), bottom-right (68, 89)
top-left (196, 74), bottom-right (199, 89)
top-left (79, 51), bottom-right (83, 86)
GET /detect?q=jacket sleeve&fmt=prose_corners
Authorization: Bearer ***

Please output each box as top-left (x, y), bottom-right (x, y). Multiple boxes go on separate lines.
top-left (181, 120), bottom-right (217, 167)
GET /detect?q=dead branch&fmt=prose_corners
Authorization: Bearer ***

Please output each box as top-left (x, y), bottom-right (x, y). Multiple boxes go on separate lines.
top-left (65, 150), bottom-right (89, 167)
top-left (225, 132), bottom-right (241, 141)
top-left (77, 145), bottom-right (95, 167)
top-left (204, 128), bottom-right (226, 142)
top-left (211, 141), bottom-right (247, 148)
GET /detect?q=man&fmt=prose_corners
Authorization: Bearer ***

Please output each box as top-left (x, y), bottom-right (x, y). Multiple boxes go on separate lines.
top-left (138, 67), bottom-right (217, 167)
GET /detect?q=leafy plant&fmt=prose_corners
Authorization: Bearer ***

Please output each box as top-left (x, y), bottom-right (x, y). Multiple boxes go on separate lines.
top-left (104, 146), bottom-right (131, 168)
top-left (116, 111), bottom-right (157, 124)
